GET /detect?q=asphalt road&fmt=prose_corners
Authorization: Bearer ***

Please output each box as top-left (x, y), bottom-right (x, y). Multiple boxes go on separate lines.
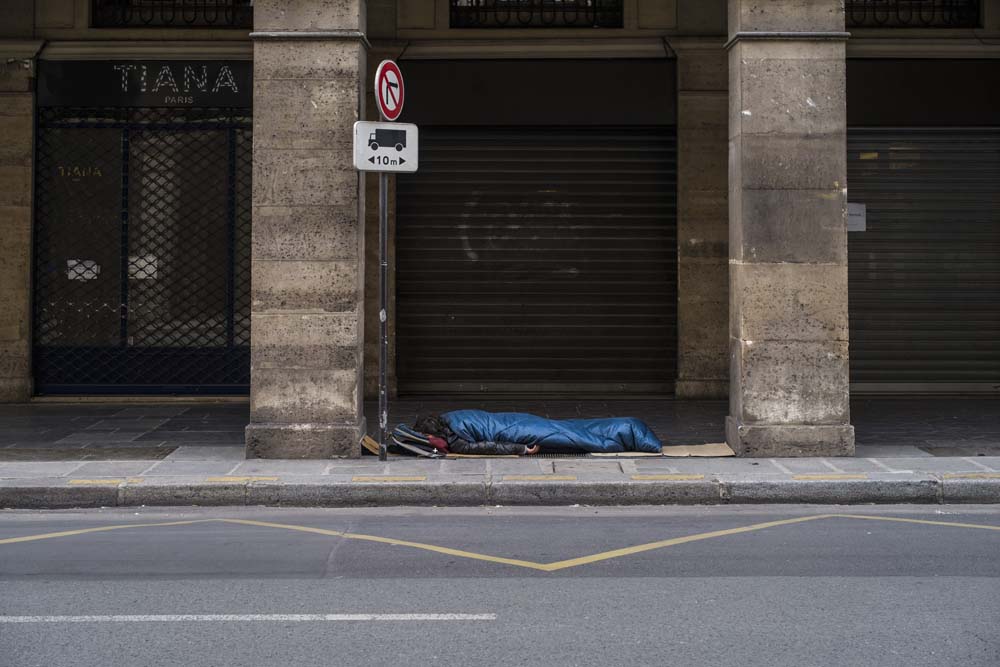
top-left (1, 505), bottom-right (999, 667)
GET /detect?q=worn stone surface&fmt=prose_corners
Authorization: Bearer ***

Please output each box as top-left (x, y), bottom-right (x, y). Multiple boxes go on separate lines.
top-left (730, 262), bottom-right (848, 342)
top-left (251, 368), bottom-right (360, 423)
top-left (245, 422), bottom-right (362, 459)
top-left (732, 188), bottom-right (847, 263)
top-left (0, 87), bottom-right (32, 403)
top-left (251, 260), bottom-right (359, 313)
top-left (253, 0), bottom-right (364, 32)
top-left (728, 0), bottom-right (844, 34)
top-left (675, 43), bottom-right (729, 400)
top-left (251, 313), bottom-right (359, 370)
top-left (726, 0), bottom-right (851, 456)
top-left (252, 205), bottom-right (358, 261)
top-left (726, 418), bottom-right (855, 457)
top-left (730, 339), bottom-right (850, 425)
top-left (249, 0), bottom-right (366, 457)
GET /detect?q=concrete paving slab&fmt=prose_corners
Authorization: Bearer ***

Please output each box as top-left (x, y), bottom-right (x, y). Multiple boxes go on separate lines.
top-left (855, 445), bottom-right (932, 458)
top-left (229, 460), bottom-right (335, 475)
top-left (140, 461), bottom-right (242, 476)
top-left (0, 461), bottom-right (88, 477)
top-left (165, 446), bottom-right (246, 461)
top-left (70, 461), bottom-right (156, 477)
top-left (554, 462), bottom-right (622, 474)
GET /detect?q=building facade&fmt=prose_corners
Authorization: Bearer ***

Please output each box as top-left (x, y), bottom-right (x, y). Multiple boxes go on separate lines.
top-left (1, 0), bottom-right (998, 457)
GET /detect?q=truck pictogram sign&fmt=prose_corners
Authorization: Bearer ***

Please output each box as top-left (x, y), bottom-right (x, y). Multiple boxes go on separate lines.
top-left (353, 121), bottom-right (418, 173)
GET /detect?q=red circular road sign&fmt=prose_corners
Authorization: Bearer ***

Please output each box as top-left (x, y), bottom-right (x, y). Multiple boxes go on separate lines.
top-left (375, 60), bottom-right (404, 121)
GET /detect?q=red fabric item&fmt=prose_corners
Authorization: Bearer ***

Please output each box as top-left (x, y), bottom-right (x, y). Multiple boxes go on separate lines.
top-left (427, 435), bottom-right (449, 453)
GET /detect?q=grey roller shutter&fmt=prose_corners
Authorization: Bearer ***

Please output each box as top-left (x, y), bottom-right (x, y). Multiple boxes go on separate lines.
top-left (847, 128), bottom-right (1000, 392)
top-left (396, 126), bottom-right (677, 396)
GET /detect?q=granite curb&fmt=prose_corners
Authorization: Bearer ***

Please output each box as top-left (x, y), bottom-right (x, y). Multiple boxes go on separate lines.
top-left (2, 473), bottom-right (999, 509)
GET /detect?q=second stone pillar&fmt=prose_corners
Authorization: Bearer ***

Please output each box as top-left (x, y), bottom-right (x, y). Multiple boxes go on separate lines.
top-left (726, 0), bottom-right (854, 456)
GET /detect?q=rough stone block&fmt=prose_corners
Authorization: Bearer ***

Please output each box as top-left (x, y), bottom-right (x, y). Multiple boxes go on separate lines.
top-left (637, 0), bottom-right (677, 29)
top-left (253, 205), bottom-right (358, 261)
top-left (250, 368), bottom-right (360, 423)
top-left (253, 149), bottom-right (358, 207)
top-left (736, 58), bottom-right (844, 137)
top-left (397, 0), bottom-right (435, 29)
top-left (676, 48), bottom-right (727, 92)
top-left (0, 341), bottom-right (29, 376)
top-left (0, 94), bottom-right (31, 116)
top-left (253, 0), bottom-right (364, 32)
top-left (0, 165), bottom-right (30, 206)
top-left (246, 421), bottom-right (362, 458)
top-left (35, 0), bottom-right (76, 28)
top-left (677, 188), bottom-right (728, 243)
top-left (730, 338), bottom-right (850, 424)
top-left (730, 262), bottom-right (848, 342)
top-left (729, 0), bottom-right (844, 35)
top-left (0, 113), bottom-right (32, 165)
top-left (674, 379), bottom-right (728, 399)
top-left (678, 259), bottom-right (728, 305)
top-left (0, 376), bottom-right (30, 402)
top-left (735, 133), bottom-right (846, 191)
top-left (732, 188), bottom-right (847, 263)
top-left (679, 128), bottom-right (728, 187)
top-left (725, 417), bottom-right (855, 457)
top-left (252, 313), bottom-right (359, 370)
top-left (254, 79), bottom-right (358, 150)
top-left (0, 64), bottom-right (32, 94)
top-left (251, 259), bottom-right (359, 313)
top-left (254, 40), bottom-right (362, 81)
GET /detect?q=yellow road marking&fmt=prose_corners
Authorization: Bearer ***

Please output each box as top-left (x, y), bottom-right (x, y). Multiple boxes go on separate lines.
top-left (0, 520), bottom-right (214, 546)
top-left (829, 514), bottom-right (1000, 532)
top-left (351, 476), bottom-right (427, 483)
top-left (205, 476), bottom-right (280, 483)
top-left (1, 514), bottom-right (997, 571)
top-left (943, 473), bottom-right (1000, 480)
top-left (539, 515), bottom-right (834, 571)
top-left (631, 474), bottom-right (705, 481)
top-left (503, 475), bottom-right (576, 482)
top-left (218, 519), bottom-right (550, 571)
top-left (792, 474), bottom-right (867, 481)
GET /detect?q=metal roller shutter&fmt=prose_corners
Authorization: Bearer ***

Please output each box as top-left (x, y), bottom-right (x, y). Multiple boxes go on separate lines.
top-left (396, 126), bottom-right (677, 396)
top-left (847, 128), bottom-right (1000, 393)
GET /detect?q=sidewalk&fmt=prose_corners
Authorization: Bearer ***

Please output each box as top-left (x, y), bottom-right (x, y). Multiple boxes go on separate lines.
top-left (1, 398), bottom-right (998, 508)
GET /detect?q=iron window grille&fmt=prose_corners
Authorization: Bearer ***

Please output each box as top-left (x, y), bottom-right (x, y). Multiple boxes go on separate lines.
top-left (845, 0), bottom-right (981, 28)
top-left (91, 0), bottom-right (253, 28)
top-left (450, 0), bottom-right (624, 28)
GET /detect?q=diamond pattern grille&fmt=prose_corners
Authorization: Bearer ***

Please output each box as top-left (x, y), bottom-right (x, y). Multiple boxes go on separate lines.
top-left (33, 107), bottom-right (252, 394)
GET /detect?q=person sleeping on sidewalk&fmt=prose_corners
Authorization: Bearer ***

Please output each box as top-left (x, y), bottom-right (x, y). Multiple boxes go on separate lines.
top-left (405, 410), bottom-right (663, 457)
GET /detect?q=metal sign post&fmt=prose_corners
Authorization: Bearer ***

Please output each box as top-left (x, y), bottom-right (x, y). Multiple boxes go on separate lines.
top-left (378, 169), bottom-right (389, 461)
top-left (353, 60), bottom-right (417, 461)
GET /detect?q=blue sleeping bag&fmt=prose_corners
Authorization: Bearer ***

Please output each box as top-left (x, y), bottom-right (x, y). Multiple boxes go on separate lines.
top-left (441, 410), bottom-right (662, 454)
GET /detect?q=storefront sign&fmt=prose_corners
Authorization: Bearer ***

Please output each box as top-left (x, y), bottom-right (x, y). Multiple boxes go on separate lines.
top-left (848, 202), bottom-right (866, 232)
top-left (38, 60), bottom-right (252, 107)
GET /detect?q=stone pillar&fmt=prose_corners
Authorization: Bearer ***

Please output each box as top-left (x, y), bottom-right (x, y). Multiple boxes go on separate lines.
top-left (726, 0), bottom-right (854, 456)
top-left (246, 0), bottom-right (369, 458)
top-left (0, 41), bottom-right (40, 402)
top-left (672, 38), bottom-right (729, 399)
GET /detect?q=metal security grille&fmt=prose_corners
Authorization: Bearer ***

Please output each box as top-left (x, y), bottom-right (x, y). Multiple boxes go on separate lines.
top-left (33, 107), bottom-right (252, 394)
top-left (91, 0), bottom-right (253, 27)
top-left (396, 126), bottom-right (677, 396)
top-left (845, 0), bottom-right (980, 28)
top-left (847, 128), bottom-right (1000, 392)
top-left (450, 0), bottom-right (623, 28)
